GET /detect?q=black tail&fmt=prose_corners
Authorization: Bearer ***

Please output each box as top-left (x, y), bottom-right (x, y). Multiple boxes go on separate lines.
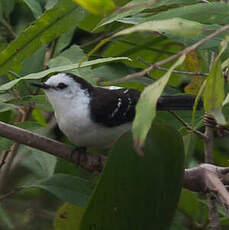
top-left (157, 96), bottom-right (202, 110)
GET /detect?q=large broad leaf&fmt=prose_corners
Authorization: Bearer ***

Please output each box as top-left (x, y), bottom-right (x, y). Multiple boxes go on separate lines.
top-left (133, 55), bottom-right (185, 149)
top-left (79, 126), bottom-right (184, 230)
top-left (0, 56), bottom-right (131, 91)
top-left (203, 37), bottom-right (228, 125)
top-left (0, 0), bottom-right (85, 75)
top-left (23, 174), bottom-right (94, 207)
top-left (114, 18), bottom-right (202, 38)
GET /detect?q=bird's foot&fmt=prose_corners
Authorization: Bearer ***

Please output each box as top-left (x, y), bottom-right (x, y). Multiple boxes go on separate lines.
top-left (70, 146), bottom-right (87, 166)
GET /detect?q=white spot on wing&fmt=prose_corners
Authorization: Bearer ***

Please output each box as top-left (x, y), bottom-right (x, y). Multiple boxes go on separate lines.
top-left (108, 86), bottom-right (122, 90)
top-left (111, 98), bottom-right (122, 118)
top-left (123, 96), bottom-right (132, 116)
top-left (123, 89), bottom-right (129, 94)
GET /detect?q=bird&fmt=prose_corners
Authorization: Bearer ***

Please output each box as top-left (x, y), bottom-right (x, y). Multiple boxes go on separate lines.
top-left (31, 73), bottom-right (200, 148)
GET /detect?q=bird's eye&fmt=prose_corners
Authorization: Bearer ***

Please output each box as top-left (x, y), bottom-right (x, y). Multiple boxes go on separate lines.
top-left (57, 83), bottom-right (68, 89)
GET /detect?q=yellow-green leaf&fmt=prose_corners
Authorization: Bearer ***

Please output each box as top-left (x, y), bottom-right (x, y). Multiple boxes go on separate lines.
top-left (203, 37), bottom-right (229, 125)
top-left (74, 0), bottom-right (115, 16)
top-left (133, 55), bottom-right (185, 149)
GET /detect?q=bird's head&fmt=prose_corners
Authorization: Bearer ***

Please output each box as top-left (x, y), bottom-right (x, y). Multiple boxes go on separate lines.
top-left (31, 73), bottom-right (93, 111)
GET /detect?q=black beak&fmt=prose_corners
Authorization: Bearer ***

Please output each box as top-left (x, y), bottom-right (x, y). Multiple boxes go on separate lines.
top-left (30, 82), bottom-right (50, 89)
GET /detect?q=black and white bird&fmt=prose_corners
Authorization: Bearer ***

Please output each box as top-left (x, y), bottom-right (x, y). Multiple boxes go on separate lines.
top-left (31, 73), bottom-right (199, 147)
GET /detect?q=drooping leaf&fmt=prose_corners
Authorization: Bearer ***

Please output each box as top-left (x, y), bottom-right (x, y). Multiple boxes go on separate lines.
top-left (73, 0), bottom-right (115, 16)
top-left (0, 0), bottom-right (86, 75)
top-left (114, 18), bottom-right (202, 38)
top-left (23, 174), bottom-right (94, 206)
top-left (79, 126), bottom-right (184, 230)
top-left (203, 37), bottom-right (228, 125)
top-left (96, 0), bottom-right (201, 29)
top-left (133, 55), bottom-right (185, 148)
top-left (54, 203), bottom-right (85, 230)
top-left (0, 57), bottom-right (131, 91)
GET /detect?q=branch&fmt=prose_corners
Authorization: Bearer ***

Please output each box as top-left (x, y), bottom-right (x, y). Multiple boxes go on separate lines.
top-left (111, 24), bottom-right (229, 84)
top-left (0, 121), bottom-right (105, 173)
top-left (203, 112), bottom-right (222, 229)
top-left (1, 120), bottom-right (229, 202)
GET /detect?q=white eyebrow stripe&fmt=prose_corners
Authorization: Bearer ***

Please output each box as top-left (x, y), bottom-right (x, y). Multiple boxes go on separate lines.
top-left (111, 98), bottom-right (122, 118)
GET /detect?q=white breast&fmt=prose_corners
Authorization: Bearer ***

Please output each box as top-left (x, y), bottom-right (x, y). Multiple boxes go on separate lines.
top-left (53, 90), bottom-right (131, 147)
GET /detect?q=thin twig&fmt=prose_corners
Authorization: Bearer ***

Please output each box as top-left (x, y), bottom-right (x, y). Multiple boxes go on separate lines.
top-left (0, 150), bottom-right (10, 169)
top-left (111, 24), bottom-right (229, 84)
top-left (44, 39), bottom-right (58, 69)
top-left (0, 19), bottom-right (16, 40)
top-left (137, 57), bottom-right (208, 76)
top-left (0, 188), bottom-right (20, 201)
top-left (170, 111), bottom-right (206, 139)
top-left (155, 66), bottom-right (208, 76)
top-left (0, 107), bottom-right (28, 193)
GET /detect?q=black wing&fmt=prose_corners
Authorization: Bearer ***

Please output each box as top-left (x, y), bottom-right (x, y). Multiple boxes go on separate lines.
top-left (90, 87), bottom-right (140, 127)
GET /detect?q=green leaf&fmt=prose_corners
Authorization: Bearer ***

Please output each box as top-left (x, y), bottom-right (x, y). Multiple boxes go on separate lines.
top-left (0, 0), bottom-right (86, 75)
top-left (114, 18), bottom-right (202, 38)
top-left (79, 126), bottom-right (184, 230)
top-left (11, 95), bottom-right (52, 112)
top-left (0, 203), bottom-right (14, 229)
top-left (133, 55), bottom-right (185, 148)
top-left (48, 45), bottom-right (95, 84)
top-left (0, 57), bottom-right (131, 91)
top-left (178, 189), bottom-right (208, 224)
top-left (0, 102), bottom-right (18, 113)
top-left (32, 108), bottom-right (46, 126)
top-left (203, 37), bottom-right (228, 125)
top-left (23, 174), bottom-right (94, 206)
top-left (73, 0), bottom-right (115, 16)
top-left (96, 0), bottom-right (200, 29)
top-left (223, 93), bottom-right (229, 107)
top-left (21, 147), bottom-right (57, 178)
top-left (140, 2), bottom-right (229, 25)
top-left (0, 0), bottom-right (15, 18)
top-left (23, 0), bottom-right (42, 18)
top-left (222, 57), bottom-right (229, 70)
top-left (54, 203), bottom-right (85, 230)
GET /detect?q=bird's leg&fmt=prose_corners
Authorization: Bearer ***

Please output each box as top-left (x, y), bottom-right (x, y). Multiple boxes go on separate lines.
top-left (70, 146), bottom-right (87, 166)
